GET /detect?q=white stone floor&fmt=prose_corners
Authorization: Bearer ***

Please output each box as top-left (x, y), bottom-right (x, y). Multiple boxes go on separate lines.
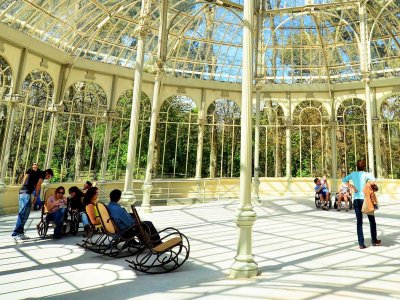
top-left (1, 196), bottom-right (400, 300)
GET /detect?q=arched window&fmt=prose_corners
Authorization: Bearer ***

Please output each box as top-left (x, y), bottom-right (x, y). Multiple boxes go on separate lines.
top-left (156, 96), bottom-right (198, 178)
top-left (0, 56), bottom-right (13, 183)
top-left (292, 100), bottom-right (330, 177)
top-left (108, 90), bottom-right (151, 180)
top-left (54, 81), bottom-right (107, 182)
top-left (258, 101), bottom-right (285, 177)
top-left (204, 99), bottom-right (240, 178)
top-left (380, 95), bottom-right (400, 179)
top-left (0, 55), bottom-right (12, 98)
top-left (9, 70), bottom-right (54, 184)
top-left (336, 98), bottom-right (367, 175)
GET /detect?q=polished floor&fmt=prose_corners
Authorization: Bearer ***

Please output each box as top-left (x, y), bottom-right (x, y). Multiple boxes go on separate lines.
top-left (1, 196), bottom-right (400, 300)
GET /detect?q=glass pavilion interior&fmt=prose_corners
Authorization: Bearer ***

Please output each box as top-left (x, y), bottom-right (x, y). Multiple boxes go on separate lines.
top-left (0, 0), bottom-right (400, 278)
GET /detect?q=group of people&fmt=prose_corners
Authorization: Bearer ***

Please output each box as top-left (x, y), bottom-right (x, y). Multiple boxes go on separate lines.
top-left (11, 163), bottom-right (54, 241)
top-left (314, 176), bottom-right (351, 211)
top-left (314, 159), bottom-right (381, 249)
top-left (12, 159), bottom-right (380, 250)
top-left (12, 163), bottom-right (159, 243)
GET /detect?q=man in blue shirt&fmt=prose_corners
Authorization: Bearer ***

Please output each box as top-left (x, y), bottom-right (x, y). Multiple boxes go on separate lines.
top-left (342, 159), bottom-right (381, 249)
top-left (107, 189), bottom-right (160, 245)
top-left (314, 176), bottom-right (330, 210)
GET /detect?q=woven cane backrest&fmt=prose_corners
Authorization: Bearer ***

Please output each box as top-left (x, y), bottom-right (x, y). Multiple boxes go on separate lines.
top-left (96, 202), bottom-right (117, 235)
top-left (130, 205), bottom-right (153, 248)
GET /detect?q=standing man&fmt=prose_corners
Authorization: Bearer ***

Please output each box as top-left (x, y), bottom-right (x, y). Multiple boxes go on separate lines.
top-left (22, 163), bottom-right (42, 211)
top-left (11, 168), bottom-right (53, 241)
top-left (342, 159), bottom-right (381, 249)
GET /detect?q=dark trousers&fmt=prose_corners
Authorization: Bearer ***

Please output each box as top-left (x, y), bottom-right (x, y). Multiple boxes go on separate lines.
top-left (353, 199), bottom-right (377, 246)
top-left (122, 219), bottom-right (161, 245)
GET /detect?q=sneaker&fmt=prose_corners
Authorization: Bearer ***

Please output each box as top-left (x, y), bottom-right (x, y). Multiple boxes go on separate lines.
top-left (13, 235), bottom-right (22, 242)
top-left (337, 208), bottom-right (341, 211)
top-left (372, 240), bottom-right (382, 246)
top-left (346, 208), bottom-right (349, 212)
top-left (359, 244), bottom-right (367, 249)
top-left (19, 234), bottom-right (30, 240)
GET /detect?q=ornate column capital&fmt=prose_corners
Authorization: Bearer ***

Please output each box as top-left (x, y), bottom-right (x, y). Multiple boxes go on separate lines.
top-left (47, 103), bottom-right (63, 113)
top-left (104, 110), bottom-right (116, 119)
top-left (9, 94), bottom-right (23, 106)
top-left (362, 71), bottom-right (371, 83)
top-left (198, 118), bottom-right (206, 126)
top-left (255, 78), bottom-right (264, 90)
top-left (154, 60), bottom-right (165, 79)
top-left (284, 117), bottom-right (292, 128)
top-left (134, 15), bottom-right (151, 38)
top-left (372, 117), bottom-right (380, 125)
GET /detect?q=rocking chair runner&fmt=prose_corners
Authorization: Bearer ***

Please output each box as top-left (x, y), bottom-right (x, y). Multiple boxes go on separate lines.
top-left (77, 204), bottom-right (108, 251)
top-left (125, 205), bottom-right (190, 274)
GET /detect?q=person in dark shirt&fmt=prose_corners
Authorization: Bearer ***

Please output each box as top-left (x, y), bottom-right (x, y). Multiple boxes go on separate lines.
top-left (23, 163), bottom-right (43, 211)
top-left (12, 168), bottom-right (53, 241)
top-left (68, 186), bottom-right (91, 236)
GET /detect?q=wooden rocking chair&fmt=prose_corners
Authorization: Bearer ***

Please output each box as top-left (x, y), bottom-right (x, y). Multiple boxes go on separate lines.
top-left (125, 205), bottom-right (190, 274)
top-left (93, 202), bottom-right (142, 258)
top-left (77, 204), bottom-right (109, 252)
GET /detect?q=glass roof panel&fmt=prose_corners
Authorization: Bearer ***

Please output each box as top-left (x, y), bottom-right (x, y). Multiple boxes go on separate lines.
top-left (0, 0), bottom-right (399, 83)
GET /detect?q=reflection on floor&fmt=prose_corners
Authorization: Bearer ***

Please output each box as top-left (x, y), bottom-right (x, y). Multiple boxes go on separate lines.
top-left (1, 196), bottom-right (400, 300)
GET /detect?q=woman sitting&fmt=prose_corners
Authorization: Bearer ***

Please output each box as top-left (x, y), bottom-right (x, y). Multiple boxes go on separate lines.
top-left (46, 186), bottom-right (68, 239)
top-left (68, 186), bottom-right (91, 236)
top-left (83, 186), bottom-right (102, 230)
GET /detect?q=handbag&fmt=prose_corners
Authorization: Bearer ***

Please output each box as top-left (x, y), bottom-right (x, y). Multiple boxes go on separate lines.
top-left (361, 199), bottom-right (374, 215)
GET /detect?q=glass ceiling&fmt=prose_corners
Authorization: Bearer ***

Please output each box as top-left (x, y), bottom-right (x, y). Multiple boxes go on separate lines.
top-left (0, 0), bottom-right (399, 84)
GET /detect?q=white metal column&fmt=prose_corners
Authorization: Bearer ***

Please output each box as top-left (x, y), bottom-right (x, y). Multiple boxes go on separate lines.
top-left (359, 1), bottom-right (375, 174)
top-left (122, 0), bottom-right (150, 204)
top-left (142, 67), bottom-right (163, 213)
top-left (229, 0), bottom-right (259, 279)
top-left (252, 84), bottom-right (261, 202)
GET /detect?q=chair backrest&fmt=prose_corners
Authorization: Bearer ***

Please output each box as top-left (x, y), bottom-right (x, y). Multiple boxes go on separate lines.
top-left (44, 188), bottom-right (56, 204)
top-left (42, 188), bottom-right (56, 215)
top-left (85, 204), bottom-right (102, 229)
top-left (130, 205), bottom-right (153, 248)
top-left (96, 202), bottom-right (117, 235)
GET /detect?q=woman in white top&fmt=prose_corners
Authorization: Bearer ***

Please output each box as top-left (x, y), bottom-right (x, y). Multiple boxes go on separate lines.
top-left (46, 186), bottom-right (67, 239)
top-left (337, 183), bottom-right (351, 211)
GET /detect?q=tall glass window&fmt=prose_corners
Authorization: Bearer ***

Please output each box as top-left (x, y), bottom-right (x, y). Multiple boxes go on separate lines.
top-left (258, 101), bottom-right (286, 177)
top-left (203, 99), bottom-right (241, 178)
top-left (0, 55), bottom-right (13, 167)
top-left (156, 95), bottom-right (198, 178)
top-left (53, 81), bottom-right (107, 182)
top-left (108, 90), bottom-right (150, 180)
top-left (336, 98), bottom-right (367, 175)
top-left (9, 70), bottom-right (54, 183)
top-left (380, 95), bottom-right (400, 179)
top-left (292, 100), bottom-right (330, 177)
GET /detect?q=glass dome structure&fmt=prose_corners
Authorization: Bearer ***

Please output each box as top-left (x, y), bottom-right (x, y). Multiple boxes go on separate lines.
top-left (1, 0), bottom-right (400, 280)
top-left (0, 0), bottom-right (399, 83)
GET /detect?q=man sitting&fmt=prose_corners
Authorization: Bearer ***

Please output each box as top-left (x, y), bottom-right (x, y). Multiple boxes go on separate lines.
top-left (107, 189), bottom-right (161, 245)
top-left (314, 176), bottom-right (330, 210)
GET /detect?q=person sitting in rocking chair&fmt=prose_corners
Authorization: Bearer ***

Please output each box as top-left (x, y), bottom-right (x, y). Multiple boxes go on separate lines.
top-left (107, 189), bottom-right (161, 246)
